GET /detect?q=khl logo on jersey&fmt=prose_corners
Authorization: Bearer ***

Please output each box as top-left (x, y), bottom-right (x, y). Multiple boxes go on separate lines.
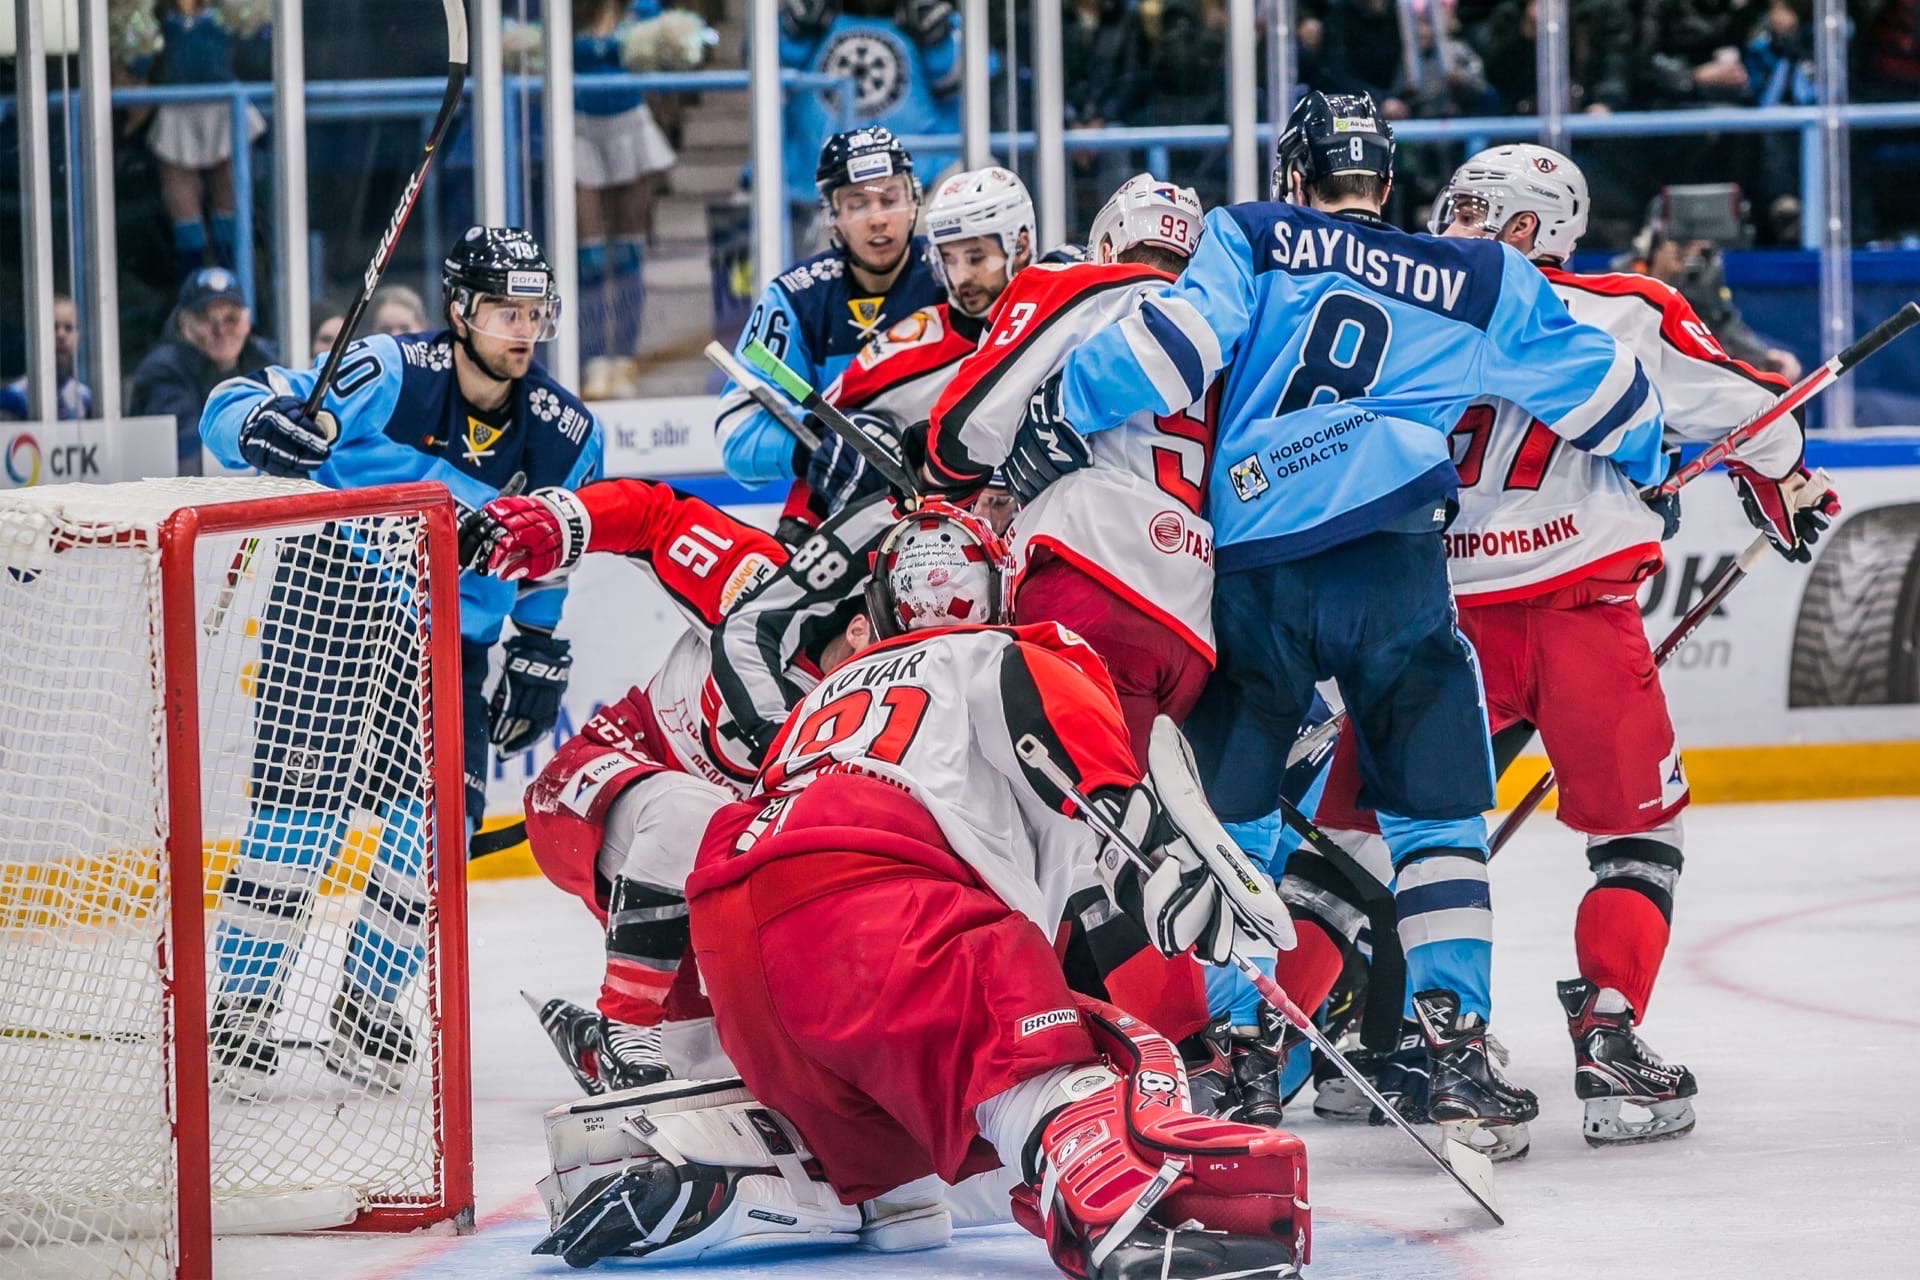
top-left (463, 414), bottom-right (509, 464)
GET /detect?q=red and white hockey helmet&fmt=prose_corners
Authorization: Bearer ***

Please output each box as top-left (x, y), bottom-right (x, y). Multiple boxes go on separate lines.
top-left (865, 502), bottom-right (1014, 639)
top-left (1429, 144), bottom-right (1590, 261)
top-left (926, 167), bottom-right (1035, 266)
top-left (1087, 173), bottom-right (1205, 265)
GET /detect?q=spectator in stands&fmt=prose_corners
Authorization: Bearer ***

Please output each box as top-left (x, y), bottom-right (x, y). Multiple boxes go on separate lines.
top-left (0, 296), bottom-right (95, 422)
top-left (129, 1), bottom-right (271, 284)
top-left (369, 284), bottom-right (431, 336)
top-left (1064, 0), bottom-right (1145, 226)
top-left (1743, 1), bottom-right (1815, 227)
top-left (128, 267), bottom-right (275, 476)
top-left (1136, 0), bottom-right (1234, 203)
top-left (1862, 0), bottom-right (1919, 99)
top-left (1638, 0), bottom-right (1770, 108)
top-left (1399, 8), bottom-right (1496, 119)
top-left (1322, 0), bottom-right (1410, 118)
top-left (1474, 0), bottom-right (1633, 114)
top-left (310, 297), bottom-right (349, 362)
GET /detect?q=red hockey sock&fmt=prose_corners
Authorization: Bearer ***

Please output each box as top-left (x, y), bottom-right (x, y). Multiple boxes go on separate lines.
top-left (1271, 917), bottom-right (1346, 1016)
top-left (1574, 886), bottom-right (1671, 1016)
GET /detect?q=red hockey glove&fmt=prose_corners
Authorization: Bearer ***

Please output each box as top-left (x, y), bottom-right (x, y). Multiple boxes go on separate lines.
top-left (459, 488), bottom-right (592, 581)
top-left (1725, 461), bottom-right (1840, 564)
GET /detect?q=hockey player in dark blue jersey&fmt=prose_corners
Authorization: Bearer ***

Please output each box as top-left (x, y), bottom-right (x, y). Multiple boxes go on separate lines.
top-left (714, 126), bottom-right (945, 532)
top-left (1008, 93), bottom-right (1667, 1159)
top-left (199, 227), bottom-right (603, 1096)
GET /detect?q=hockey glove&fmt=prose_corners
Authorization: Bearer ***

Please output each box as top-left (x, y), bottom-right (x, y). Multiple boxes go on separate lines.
top-left (896, 0), bottom-right (955, 46)
top-left (1726, 460), bottom-right (1840, 563)
top-left (778, 0), bottom-right (837, 41)
top-left (238, 396), bottom-right (336, 477)
top-left (460, 488), bottom-right (593, 581)
top-left (804, 410), bottom-right (901, 516)
top-left (1004, 373), bottom-right (1092, 505)
top-left (1643, 448), bottom-right (1683, 541)
top-left (489, 630), bottom-right (572, 755)
top-left (1090, 782), bottom-right (1238, 964)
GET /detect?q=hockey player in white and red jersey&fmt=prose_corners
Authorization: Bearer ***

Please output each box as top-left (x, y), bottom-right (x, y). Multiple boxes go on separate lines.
top-left (459, 479), bottom-right (894, 1093)
top-left (1293, 144), bottom-right (1840, 1147)
top-left (531, 502), bottom-right (1311, 1277)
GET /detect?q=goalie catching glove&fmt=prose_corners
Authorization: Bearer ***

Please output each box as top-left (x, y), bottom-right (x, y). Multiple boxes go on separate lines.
top-left (460, 487), bottom-right (593, 581)
top-left (1089, 716), bottom-right (1295, 965)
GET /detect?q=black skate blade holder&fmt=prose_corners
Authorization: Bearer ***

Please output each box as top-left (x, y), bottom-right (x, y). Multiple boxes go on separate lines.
top-left (1015, 733), bottom-right (1506, 1228)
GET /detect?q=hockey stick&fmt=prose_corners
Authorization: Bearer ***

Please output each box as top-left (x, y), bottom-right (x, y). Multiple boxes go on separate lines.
top-left (740, 340), bottom-right (923, 498)
top-left (704, 341), bottom-right (823, 451)
top-left (1654, 302), bottom-right (1918, 497)
top-left (470, 819), bottom-right (528, 859)
top-left (1012, 733), bottom-right (1505, 1227)
top-left (2, 1025), bottom-right (328, 1051)
top-left (206, 0), bottom-right (470, 635)
top-left (1489, 469), bottom-right (1835, 855)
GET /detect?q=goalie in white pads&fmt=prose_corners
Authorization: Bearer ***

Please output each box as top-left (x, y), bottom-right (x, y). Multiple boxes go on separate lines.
top-left (535, 503), bottom-right (1311, 1278)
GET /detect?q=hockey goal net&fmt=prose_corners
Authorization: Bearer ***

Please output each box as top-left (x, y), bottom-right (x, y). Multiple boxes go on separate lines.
top-left (0, 478), bottom-right (473, 1279)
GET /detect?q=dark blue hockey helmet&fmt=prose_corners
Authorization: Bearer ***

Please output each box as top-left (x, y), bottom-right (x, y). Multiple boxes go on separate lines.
top-left (814, 125), bottom-right (921, 206)
top-left (444, 226), bottom-right (560, 340)
top-left (1272, 92), bottom-right (1396, 203)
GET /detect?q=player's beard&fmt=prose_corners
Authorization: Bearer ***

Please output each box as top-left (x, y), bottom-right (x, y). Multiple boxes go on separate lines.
top-left (457, 327), bottom-right (524, 388)
top-left (846, 231), bottom-right (911, 279)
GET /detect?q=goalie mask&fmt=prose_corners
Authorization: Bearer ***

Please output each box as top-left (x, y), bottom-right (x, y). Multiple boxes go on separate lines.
top-left (1087, 174), bottom-right (1204, 265)
top-left (1429, 144), bottom-right (1590, 261)
top-left (865, 502), bottom-right (1013, 639)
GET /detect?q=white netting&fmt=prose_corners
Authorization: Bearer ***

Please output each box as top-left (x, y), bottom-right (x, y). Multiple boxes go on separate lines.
top-left (0, 480), bottom-right (458, 1279)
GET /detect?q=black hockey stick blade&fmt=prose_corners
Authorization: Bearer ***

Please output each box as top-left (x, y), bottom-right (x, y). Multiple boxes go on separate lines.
top-left (471, 818), bottom-right (528, 860)
top-left (704, 341), bottom-right (822, 450)
top-left (741, 340), bottom-right (922, 497)
top-left (303, 0), bottom-right (468, 418)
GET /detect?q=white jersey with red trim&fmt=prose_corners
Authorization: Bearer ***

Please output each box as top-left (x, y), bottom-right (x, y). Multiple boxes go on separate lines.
top-left (751, 622), bottom-right (1140, 932)
top-left (925, 263), bottom-right (1220, 659)
top-left (1445, 266), bottom-right (1796, 603)
top-left (822, 301), bottom-right (985, 425)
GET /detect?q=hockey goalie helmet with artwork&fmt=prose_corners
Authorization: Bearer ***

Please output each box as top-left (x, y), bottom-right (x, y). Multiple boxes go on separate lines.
top-left (865, 502), bottom-right (1014, 639)
top-left (926, 167), bottom-right (1036, 317)
top-left (1272, 90), bottom-right (1395, 203)
top-left (443, 226), bottom-right (562, 342)
top-left (1088, 174), bottom-right (1205, 266)
top-left (1429, 144), bottom-right (1590, 262)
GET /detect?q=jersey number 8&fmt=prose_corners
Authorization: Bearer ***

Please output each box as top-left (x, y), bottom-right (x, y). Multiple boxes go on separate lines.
top-left (1274, 293), bottom-right (1391, 417)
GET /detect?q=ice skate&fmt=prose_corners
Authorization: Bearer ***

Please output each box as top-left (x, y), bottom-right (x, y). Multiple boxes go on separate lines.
top-left (596, 1017), bottom-right (670, 1092)
top-left (1224, 1006), bottom-right (1288, 1129)
top-left (1558, 977), bottom-right (1697, 1147)
top-left (1413, 989), bottom-right (1537, 1161)
top-left (1179, 1019), bottom-right (1237, 1117)
top-left (323, 980), bottom-right (416, 1092)
top-left (209, 994), bottom-right (279, 1099)
top-left (525, 991), bottom-right (609, 1095)
top-left (1313, 1044), bottom-right (1383, 1121)
top-left (1367, 1018), bottom-right (1432, 1128)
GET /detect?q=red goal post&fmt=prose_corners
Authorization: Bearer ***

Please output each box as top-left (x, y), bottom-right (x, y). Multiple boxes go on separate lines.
top-left (0, 478), bottom-right (473, 1279)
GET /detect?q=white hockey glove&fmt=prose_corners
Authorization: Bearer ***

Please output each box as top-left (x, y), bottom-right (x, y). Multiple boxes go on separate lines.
top-left (1090, 717), bottom-right (1295, 965)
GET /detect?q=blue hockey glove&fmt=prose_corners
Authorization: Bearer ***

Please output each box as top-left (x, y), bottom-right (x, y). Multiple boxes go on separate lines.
top-left (804, 410), bottom-right (901, 516)
top-left (1004, 372), bottom-right (1092, 505)
top-left (489, 630), bottom-right (572, 755)
top-left (238, 396), bottom-right (336, 476)
top-left (1643, 447), bottom-right (1682, 540)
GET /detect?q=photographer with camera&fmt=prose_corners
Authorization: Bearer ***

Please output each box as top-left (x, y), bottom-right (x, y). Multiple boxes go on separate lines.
top-left (1615, 183), bottom-right (1803, 379)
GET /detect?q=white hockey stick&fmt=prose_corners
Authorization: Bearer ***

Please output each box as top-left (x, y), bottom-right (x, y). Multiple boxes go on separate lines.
top-left (1014, 732), bottom-right (1505, 1227)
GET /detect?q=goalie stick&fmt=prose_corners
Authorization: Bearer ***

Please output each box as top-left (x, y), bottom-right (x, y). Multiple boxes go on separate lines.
top-left (205, 0), bottom-right (470, 636)
top-left (1489, 469), bottom-right (1836, 854)
top-left (1013, 732), bottom-right (1506, 1227)
top-left (704, 341), bottom-right (823, 451)
top-left (1654, 301), bottom-right (1918, 496)
top-left (740, 340), bottom-right (922, 498)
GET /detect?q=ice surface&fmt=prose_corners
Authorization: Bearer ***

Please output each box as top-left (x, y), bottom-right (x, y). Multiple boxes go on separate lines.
top-left (208, 798), bottom-right (1920, 1280)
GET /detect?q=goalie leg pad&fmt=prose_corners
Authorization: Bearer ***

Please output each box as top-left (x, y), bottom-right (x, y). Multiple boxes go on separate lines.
top-left (534, 1078), bottom-right (861, 1266)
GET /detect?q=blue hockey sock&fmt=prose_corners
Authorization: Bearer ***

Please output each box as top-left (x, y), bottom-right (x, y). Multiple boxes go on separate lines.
top-left (213, 806), bottom-right (345, 1000)
top-left (172, 219), bottom-right (208, 283)
top-left (1204, 952), bottom-right (1276, 1026)
top-left (343, 796), bottom-right (432, 1007)
top-left (577, 243), bottom-right (611, 357)
top-left (608, 236), bottom-right (647, 356)
top-left (209, 211), bottom-right (238, 269)
top-left (1379, 812), bottom-right (1493, 1020)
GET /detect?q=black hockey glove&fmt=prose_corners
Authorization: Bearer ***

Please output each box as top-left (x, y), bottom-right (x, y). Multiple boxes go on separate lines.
top-left (898, 418), bottom-right (986, 505)
top-left (779, 0), bottom-right (837, 41)
top-left (1643, 447), bottom-right (1683, 540)
top-left (489, 629), bottom-right (572, 756)
top-left (804, 410), bottom-right (901, 516)
top-left (896, 0), bottom-right (955, 46)
top-left (238, 395), bottom-right (336, 477)
top-left (1726, 460), bottom-right (1840, 563)
top-left (1004, 372), bottom-right (1092, 505)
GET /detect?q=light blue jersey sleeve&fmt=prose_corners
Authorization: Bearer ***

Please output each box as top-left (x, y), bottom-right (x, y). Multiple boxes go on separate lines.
top-left (1056, 207), bottom-right (1258, 433)
top-left (1475, 251), bottom-right (1667, 486)
top-left (202, 335), bottom-right (405, 473)
top-left (715, 283), bottom-right (806, 485)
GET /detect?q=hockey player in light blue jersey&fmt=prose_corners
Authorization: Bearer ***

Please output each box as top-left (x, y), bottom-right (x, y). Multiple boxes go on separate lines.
top-left (1008, 92), bottom-right (1665, 1159)
top-left (198, 227), bottom-right (602, 1097)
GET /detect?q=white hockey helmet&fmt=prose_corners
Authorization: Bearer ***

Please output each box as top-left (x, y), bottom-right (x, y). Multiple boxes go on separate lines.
top-left (1429, 144), bottom-right (1590, 261)
top-left (865, 502), bottom-right (1013, 639)
top-left (925, 166), bottom-right (1036, 267)
top-left (1087, 174), bottom-right (1205, 265)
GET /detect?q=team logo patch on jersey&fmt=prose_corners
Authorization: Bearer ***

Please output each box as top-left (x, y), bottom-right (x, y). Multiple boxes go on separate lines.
top-left (1019, 1009), bottom-right (1079, 1038)
top-left (1229, 454), bottom-right (1270, 502)
top-left (530, 387), bottom-right (561, 422)
top-left (819, 30), bottom-right (910, 115)
top-left (716, 553), bottom-right (777, 615)
top-left (1150, 510), bottom-right (1187, 554)
top-left (847, 296), bottom-right (885, 339)
top-left (463, 414), bottom-right (509, 464)
top-left (560, 752), bottom-right (644, 817)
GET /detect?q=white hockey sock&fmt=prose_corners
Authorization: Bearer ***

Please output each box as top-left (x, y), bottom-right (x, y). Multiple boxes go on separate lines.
top-left (974, 1063), bottom-right (1116, 1176)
